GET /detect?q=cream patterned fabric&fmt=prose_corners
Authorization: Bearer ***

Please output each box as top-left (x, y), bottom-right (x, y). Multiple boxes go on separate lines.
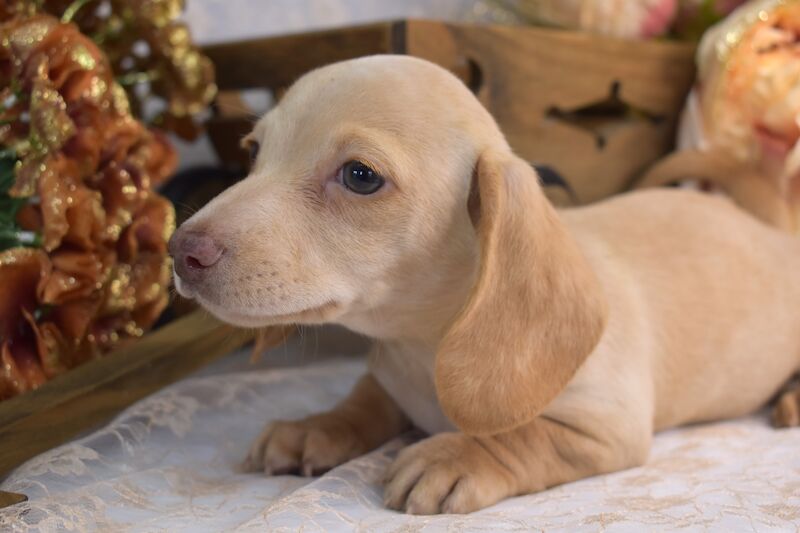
top-left (1, 334), bottom-right (799, 532)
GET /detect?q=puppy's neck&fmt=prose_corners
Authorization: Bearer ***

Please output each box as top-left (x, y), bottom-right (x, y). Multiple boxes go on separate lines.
top-left (337, 223), bottom-right (479, 349)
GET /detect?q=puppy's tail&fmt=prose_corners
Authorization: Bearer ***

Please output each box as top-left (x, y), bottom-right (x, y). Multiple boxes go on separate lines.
top-left (635, 149), bottom-right (796, 233)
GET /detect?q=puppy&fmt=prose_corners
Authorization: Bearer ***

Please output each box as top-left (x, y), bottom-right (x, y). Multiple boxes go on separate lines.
top-left (169, 55), bottom-right (800, 514)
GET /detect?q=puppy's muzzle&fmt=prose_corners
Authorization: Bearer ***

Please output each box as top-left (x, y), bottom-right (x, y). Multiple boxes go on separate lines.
top-left (168, 229), bottom-right (224, 283)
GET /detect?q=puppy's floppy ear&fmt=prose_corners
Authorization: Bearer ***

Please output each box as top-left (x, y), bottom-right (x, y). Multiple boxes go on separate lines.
top-left (435, 149), bottom-right (608, 436)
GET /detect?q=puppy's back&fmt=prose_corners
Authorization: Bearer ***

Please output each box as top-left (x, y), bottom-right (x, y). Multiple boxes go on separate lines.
top-left (563, 189), bottom-right (800, 429)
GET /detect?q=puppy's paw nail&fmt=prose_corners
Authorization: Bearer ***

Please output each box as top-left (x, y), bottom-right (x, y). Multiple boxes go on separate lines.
top-left (384, 498), bottom-right (399, 511)
top-left (441, 501), bottom-right (456, 514)
top-left (382, 466), bottom-right (398, 484)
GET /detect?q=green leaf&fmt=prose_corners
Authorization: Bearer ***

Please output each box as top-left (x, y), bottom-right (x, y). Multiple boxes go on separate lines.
top-left (0, 228), bottom-right (40, 251)
top-left (0, 194), bottom-right (26, 222)
top-left (34, 305), bottom-right (53, 322)
top-left (0, 154), bottom-right (38, 250)
top-left (0, 156), bottom-right (15, 193)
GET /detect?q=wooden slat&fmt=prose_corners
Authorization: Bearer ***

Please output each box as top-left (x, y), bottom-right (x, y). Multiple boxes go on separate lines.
top-left (0, 311), bottom-right (260, 477)
top-left (0, 491), bottom-right (26, 507)
top-left (204, 21), bottom-right (399, 91)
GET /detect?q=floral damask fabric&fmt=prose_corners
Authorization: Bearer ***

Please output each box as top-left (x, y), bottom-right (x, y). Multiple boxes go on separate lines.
top-left (1, 340), bottom-right (799, 532)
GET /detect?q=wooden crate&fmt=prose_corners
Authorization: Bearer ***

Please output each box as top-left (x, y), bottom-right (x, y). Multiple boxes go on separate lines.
top-left (204, 19), bottom-right (696, 204)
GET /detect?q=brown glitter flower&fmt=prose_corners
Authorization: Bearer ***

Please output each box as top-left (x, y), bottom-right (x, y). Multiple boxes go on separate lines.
top-left (0, 12), bottom-right (179, 399)
top-left (0, 248), bottom-right (51, 398)
top-left (2, 0), bottom-right (217, 139)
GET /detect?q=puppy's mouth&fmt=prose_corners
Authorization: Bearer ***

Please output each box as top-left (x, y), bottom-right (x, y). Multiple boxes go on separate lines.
top-left (205, 299), bottom-right (341, 328)
top-left (173, 271), bottom-right (341, 327)
top-left (173, 272), bottom-right (195, 299)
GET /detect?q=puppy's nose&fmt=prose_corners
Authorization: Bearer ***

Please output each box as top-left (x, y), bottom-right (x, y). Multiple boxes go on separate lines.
top-left (169, 229), bottom-right (224, 282)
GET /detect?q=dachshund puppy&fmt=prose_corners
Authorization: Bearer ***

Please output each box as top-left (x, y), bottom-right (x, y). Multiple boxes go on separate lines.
top-left (169, 55), bottom-right (800, 514)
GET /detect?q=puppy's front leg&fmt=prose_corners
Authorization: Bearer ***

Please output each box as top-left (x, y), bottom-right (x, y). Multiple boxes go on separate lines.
top-left (384, 416), bottom-right (648, 514)
top-left (244, 373), bottom-right (410, 476)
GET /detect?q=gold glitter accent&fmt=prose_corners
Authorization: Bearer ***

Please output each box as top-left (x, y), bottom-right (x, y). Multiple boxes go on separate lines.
top-left (105, 224), bottom-right (122, 241)
top-left (163, 204), bottom-right (176, 243)
top-left (166, 24), bottom-right (190, 47)
top-left (0, 248), bottom-right (41, 267)
top-left (102, 263), bottom-right (141, 314)
top-left (7, 17), bottom-right (53, 56)
top-left (12, 156), bottom-right (49, 198)
top-left (87, 76), bottom-right (108, 102)
top-left (143, 281), bottom-right (160, 302)
top-left (30, 83), bottom-right (75, 151)
top-left (124, 321), bottom-right (144, 337)
top-left (70, 44), bottom-right (96, 70)
top-left (110, 82), bottom-right (131, 115)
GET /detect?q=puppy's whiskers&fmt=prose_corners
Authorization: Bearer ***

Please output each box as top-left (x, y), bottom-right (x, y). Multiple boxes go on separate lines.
top-left (176, 201), bottom-right (201, 218)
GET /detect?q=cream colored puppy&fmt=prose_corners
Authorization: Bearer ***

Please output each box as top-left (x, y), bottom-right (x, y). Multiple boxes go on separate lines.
top-left (169, 55), bottom-right (800, 515)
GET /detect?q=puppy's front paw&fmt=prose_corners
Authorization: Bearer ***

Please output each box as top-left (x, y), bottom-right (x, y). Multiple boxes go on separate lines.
top-left (383, 433), bottom-right (517, 515)
top-left (243, 413), bottom-right (366, 476)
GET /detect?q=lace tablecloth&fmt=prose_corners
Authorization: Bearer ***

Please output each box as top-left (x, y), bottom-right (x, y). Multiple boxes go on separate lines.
top-left (1, 331), bottom-right (799, 532)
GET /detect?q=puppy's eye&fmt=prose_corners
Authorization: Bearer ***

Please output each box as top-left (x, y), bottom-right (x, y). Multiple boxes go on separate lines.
top-left (340, 160), bottom-right (384, 195)
top-left (248, 141), bottom-right (260, 164)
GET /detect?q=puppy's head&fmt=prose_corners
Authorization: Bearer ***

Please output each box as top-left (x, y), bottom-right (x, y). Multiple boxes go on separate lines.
top-left (171, 55), bottom-right (503, 329)
top-left (171, 55), bottom-right (607, 435)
